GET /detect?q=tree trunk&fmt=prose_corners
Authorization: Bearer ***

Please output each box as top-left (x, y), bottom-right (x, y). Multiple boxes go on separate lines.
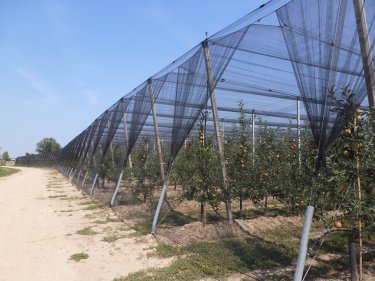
top-left (349, 232), bottom-right (359, 281)
top-left (291, 196), bottom-right (296, 214)
top-left (240, 197), bottom-right (243, 219)
top-left (264, 194), bottom-right (268, 216)
top-left (200, 200), bottom-right (206, 226)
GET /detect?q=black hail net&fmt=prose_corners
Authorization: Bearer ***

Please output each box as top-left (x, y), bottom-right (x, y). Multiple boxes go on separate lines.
top-left (277, 0), bottom-right (375, 171)
top-left (169, 26), bottom-right (249, 161)
top-left (16, 0), bottom-right (375, 183)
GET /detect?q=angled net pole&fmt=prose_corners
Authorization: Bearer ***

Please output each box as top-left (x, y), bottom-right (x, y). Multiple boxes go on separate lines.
top-left (148, 79), bottom-right (167, 234)
top-left (81, 171), bottom-right (88, 188)
top-left (221, 118), bottom-right (225, 139)
top-left (75, 170), bottom-right (82, 186)
top-left (110, 100), bottom-right (130, 207)
top-left (252, 110), bottom-right (256, 164)
top-left (353, 0), bottom-right (375, 143)
top-left (110, 172), bottom-right (123, 206)
top-left (202, 39), bottom-right (233, 225)
top-left (91, 113), bottom-right (113, 196)
top-left (293, 205), bottom-right (314, 281)
top-left (66, 167), bottom-right (74, 179)
top-left (70, 169), bottom-right (76, 182)
top-left (297, 97), bottom-right (301, 169)
top-left (90, 173), bottom-right (99, 196)
top-left (123, 112), bottom-right (133, 179)
top-left (148, 79), bottom-right (166, 183)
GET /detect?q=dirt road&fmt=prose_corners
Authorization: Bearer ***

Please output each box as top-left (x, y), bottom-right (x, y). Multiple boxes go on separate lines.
top-left (0, 167), bottom-right (169, 281)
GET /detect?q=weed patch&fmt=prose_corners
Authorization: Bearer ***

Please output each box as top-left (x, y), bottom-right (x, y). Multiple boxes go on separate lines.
top-left (83, 203), bottom-right (103, 210)
top-left (76, 227), bottom-right (96, 235)
top-left (48, 195), bottom-right (68, 199)
top-left (115, 237), bottom-right (296, 281)
top-left (94, 216), bottom-right (123, 224)
top-left (102, 235), bottom-right (119, 243)
top-left (70, 252), bottom-right (89, 262)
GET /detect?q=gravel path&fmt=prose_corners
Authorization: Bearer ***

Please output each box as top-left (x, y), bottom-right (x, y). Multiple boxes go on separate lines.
top-left (0, 167), bottom-right (169, 281)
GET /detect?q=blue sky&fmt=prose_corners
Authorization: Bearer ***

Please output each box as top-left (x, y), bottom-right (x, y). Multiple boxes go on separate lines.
top-left (0, 0), bottom-right (266, 158)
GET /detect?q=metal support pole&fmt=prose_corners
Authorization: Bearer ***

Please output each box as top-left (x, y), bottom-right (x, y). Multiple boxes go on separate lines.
top-left (294, 205), bottom-right (314, 281)
top-left (252, 110), bottom-right (256, 164)
top-left (110, 172), bottom-right (123, 206)
top-left (297, 98), bottom-right (301, 169)
top-left (353, 0), bottom-right (375, 142)
top-left (202, 39), bottom-right (233, 224)
top-left (152, 182), bottom-right (168, 234)
top-left (68, 167), bottom-right (74, 178)
top-left (90, 173), bottom-right (99, 195)
top-left (148, 79), bottom-right (168, 234)
top-left (76, 170), bottom-right (82, 185)
top-left (81, 171), bottom-right (88, 188)
top-left (123, 113), bottom-right (133, 178)
top-left (221, 118), bottom-right (225, 140)
top-left (70, 169), bottom-right (76, 181)
top-left (147, 79), bottom-right (166, 183)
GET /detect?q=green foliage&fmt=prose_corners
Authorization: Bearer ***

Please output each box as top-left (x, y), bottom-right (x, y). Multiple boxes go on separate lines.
top-left (0, 167), bottom-right (19, 177)
top-left (225, 101), bottom-right (313, 216)
top-left (174, 112), bottom-right (224, 224)
top-left (36, 137), bottom-right (61, 153)
top-left (131, 136), bottom-right (162, 202)
top-left (1, 151), bottom-right (10, 161)
top-left (99, 143), bottom-right (124, 183)
top-left (226, 101), bottom-right (254, 215)
top-left (313, 88), bottom-right (375, 233)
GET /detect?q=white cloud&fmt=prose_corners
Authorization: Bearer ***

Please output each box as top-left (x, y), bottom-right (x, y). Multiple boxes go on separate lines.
top-left (12, 63), bottom-right (64, 105)
top-left (15, 65), bottom-right (50, 94)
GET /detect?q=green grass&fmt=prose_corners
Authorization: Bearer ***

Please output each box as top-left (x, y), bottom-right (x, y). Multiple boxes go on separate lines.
top-left (83, 203), bottom-right (104, 210)
top-left (150, 243), bottom-right (187, 258)
top-left (70, 252), bottom-right (89, 262)
top-left (76, 227), bottom-right (96, 235)
top-left (102, 235), bottom-right (120, 243)
top-left (130, 223), bottom-right (151, 236)
top-left (0, 167), bottom-right (19, 177)
top-left (114, 254), bottom-right (234, 281)
top-left (161, 210), bottom-right (194, 226)
top-left (257, 225), bottom-right (301, 253)
top-left (115, 237), bottom-right (296, 281)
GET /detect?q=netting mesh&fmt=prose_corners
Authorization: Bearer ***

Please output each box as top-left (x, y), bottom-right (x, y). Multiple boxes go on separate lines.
top-left (16, 0), bottom-right (374, 206)
top-left (14, 2), bottom-right (375, 268)
top-left (277, 0), bottom-right (375, 170)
